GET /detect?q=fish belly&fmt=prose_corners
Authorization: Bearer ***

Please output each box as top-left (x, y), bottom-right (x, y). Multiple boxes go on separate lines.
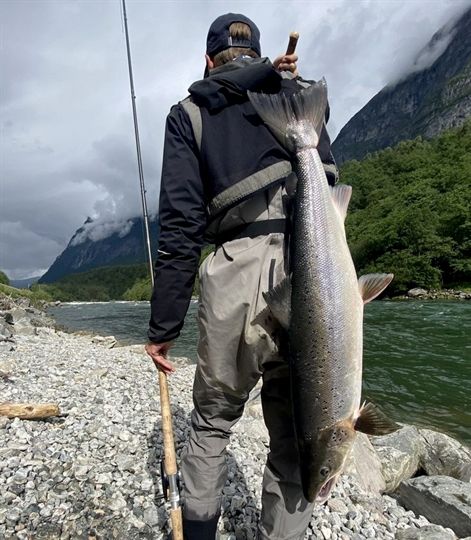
top-left (290, 148), bottom-right (362, 439)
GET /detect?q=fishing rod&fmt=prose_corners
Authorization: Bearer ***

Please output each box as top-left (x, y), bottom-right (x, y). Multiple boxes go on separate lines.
top-left (120, 1), bottom-right (183, 538)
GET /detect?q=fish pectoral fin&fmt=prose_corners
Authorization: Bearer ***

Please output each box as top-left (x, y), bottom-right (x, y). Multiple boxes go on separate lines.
top-left (330, 184), bottom-right (352, 222)
top-left (358, 273), bottom-right (394, 304)
top-left (262, 276), bottom-right (291, 331)
top-left (355, 402), bottom-right (399, 435)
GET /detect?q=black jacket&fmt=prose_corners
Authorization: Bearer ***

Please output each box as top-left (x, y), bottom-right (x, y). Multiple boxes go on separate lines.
top-left (148, 58), bottom-right (336, 344)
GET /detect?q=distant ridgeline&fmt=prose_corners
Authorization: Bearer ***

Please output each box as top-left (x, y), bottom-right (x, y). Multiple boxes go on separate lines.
top-left (33, 245), bottom-right (215, 302)
top-left (332, 6), bottom-right (471, 164)
top-left (32, 264), bottom-right (150, 302)
top-left (39, 217), bottom-right (159, 284)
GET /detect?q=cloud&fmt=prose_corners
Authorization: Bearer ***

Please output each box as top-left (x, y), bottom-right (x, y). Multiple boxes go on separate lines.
top-left (70, 218), bottom-right (134, 246)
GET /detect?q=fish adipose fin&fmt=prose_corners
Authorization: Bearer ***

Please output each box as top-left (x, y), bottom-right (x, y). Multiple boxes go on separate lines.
top-left (248, 79), bottom-right (328, 152)
top-left (355, 402), bottom-right (399, 435)
top-left (358, 273), bottom-right (394, 304)
top-left (262, 276), bottom-right (291, 330)
top-left (330, 184), bottom-right (352, 222)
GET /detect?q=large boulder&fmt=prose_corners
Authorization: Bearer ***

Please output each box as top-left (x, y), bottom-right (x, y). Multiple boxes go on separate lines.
top-left (408, 288), bottom-right (428, 298)
top-left (345, 432), bottom-right (386, 495)
top-left (397, 475), bottom-right (471, 538)
top-left (396, 524), bottom-right (456, 539)
top-left (418, 428), bottom-right (471, 480)
top-left (371, 425), bottom-right (424, 492)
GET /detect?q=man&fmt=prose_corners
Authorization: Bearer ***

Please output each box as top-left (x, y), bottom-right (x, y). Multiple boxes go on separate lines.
top-left (146, 13), bottom-right (338, 540)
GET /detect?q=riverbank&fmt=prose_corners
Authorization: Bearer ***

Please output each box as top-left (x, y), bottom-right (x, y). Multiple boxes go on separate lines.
top-left (1, 295), bottom-right (470, 539)
top-left (395, 288), bottom-right (471, 301)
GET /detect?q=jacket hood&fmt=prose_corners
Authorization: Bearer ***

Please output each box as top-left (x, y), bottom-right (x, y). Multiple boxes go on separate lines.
top-left (188, 57), bottom-right (282, 111)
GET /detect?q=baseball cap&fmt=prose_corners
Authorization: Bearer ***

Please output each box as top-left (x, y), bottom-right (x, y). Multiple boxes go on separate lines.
top-left (206, 13), bottom-right (261, 58)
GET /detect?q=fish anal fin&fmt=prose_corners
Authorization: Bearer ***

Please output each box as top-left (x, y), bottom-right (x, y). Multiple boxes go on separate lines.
top-left (330, 184), bottom-right (352, 222)
top-left (355, 402), bottom-right (399, 436)
top-left (262, 276), bottom-right (291, 331)
top-left (358, 273), bottom-right (394, 304)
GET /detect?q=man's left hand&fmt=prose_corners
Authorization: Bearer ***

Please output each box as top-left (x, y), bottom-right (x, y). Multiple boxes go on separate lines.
top-left (273, 53), bottom-right (298, 76)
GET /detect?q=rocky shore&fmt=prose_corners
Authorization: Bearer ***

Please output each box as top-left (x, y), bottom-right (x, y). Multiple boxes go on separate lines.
top-left (1, 295), bottom-right (470, 539)
top-left (398, 288), bottom-right (471, 301)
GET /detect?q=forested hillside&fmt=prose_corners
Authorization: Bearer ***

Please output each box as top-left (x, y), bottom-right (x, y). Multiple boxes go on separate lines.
top-left (344, 120), bottom-right (470, 294)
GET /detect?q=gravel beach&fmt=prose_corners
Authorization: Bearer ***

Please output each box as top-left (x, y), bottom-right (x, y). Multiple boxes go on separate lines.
top-left (0, 316), bottom-right (464, 539)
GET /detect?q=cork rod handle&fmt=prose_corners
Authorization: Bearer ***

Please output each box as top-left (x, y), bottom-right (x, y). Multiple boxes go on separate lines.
top-left (286, 31), bottom-right (299, 55)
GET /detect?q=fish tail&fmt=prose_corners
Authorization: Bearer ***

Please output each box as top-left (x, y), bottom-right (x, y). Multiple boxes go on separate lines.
top-left (248, 79), bottom-right (328, 152)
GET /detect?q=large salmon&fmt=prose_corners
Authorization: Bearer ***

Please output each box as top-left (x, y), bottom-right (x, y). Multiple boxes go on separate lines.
top-left (249, 81), bottom-right (397, 503)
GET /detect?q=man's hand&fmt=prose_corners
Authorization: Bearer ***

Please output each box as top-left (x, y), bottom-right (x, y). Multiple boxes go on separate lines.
top-left (145, 341), bottom-right (175, 374)
top-left (273, 53), bottom-right (298, 76)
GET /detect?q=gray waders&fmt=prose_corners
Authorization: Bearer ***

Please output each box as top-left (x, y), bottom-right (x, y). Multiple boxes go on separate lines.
top-left (180, 186), bottom-right (315, 540)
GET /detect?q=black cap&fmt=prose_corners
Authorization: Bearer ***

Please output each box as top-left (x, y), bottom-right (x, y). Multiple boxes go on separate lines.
top-left (206, 13), bottom-right (261, 58)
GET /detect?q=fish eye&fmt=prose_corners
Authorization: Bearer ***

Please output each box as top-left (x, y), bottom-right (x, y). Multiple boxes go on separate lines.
top-left (320, 466), bottom-right (329, 478)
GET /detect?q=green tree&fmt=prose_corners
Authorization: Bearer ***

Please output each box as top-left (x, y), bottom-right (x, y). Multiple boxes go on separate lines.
top-left (0, 271), bottom-right (9, 286)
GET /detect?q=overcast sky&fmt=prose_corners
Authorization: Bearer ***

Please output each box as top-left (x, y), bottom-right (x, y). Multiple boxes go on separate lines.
top-left (1, 0), bottom-right (469, 279)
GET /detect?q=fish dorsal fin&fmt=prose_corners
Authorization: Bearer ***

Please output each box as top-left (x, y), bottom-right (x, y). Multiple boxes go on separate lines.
top-left (262, 276), bottom-right (291, 330)
top-left (358, 273), bottom-right (394, 304)
top-left (330, 184), bottom-right (352, 222)
top-left (355, 402), bottom-right (399, 435)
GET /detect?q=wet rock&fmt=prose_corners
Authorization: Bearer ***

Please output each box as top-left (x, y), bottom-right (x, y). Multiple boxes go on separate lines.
top-left (395, 524), bottom-right (456, 539)
top-left (372, 425), bottom-right (424, 492)
top-left (398, 475), bottom-right (471, 537)
top-left (418, 428), bottom-right (471, 480)
top-left (407, 288), bottom-right (428, 298)
top-left (346, 433), bottom-right (386, 495)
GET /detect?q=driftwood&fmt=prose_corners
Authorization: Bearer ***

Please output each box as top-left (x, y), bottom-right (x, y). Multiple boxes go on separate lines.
top-left (0, 402), bottom-right (61, 420)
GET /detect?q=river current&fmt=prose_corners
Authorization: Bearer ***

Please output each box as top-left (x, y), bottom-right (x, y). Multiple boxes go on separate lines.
top-left (48, 300), bottom-right (470, 444)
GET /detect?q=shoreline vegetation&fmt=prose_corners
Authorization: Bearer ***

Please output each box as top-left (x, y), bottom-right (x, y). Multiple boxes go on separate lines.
top-left (1, 293), bottom-right (470, 539)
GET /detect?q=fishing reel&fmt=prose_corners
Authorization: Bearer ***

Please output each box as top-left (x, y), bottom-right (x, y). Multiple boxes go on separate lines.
top-left (157, 456), bottom-right (181, 502)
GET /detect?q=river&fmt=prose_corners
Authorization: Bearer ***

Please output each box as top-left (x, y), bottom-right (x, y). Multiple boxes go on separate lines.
top-left (48, 300), bottom-right (471, 444)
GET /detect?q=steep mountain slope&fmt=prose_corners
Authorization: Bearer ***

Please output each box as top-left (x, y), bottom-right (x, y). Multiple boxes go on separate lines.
top-left (39, 218), bottom-right (158, 284)
top-left (332, 7), bottom-right (471, 164)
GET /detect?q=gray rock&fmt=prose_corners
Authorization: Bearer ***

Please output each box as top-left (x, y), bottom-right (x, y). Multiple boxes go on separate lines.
top-left (143, 506), bottom-right (159, 526)
top-left (372, 425), bottom-right (424, 492)
top-left (407, 288), bottom-right (428, 298)
top-left (91, 335), bottom-right (117, 348)
top-left (0, 319), bottom-right (14, 339)
top-left (398, 475), bottom-right (471, 537)
top-left (418, 428), bottom-right (471, 480)
top-left (345, 433), bottom-right (386, 495)
top-left (395, 524), bottom-right (456, 539)
top-left (4, 307), bottom-right (29, 324)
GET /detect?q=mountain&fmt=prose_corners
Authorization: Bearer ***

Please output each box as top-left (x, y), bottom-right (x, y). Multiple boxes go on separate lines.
top-left (39, 217), bottom-right (159, 284)
top-left (332, 7), bottom-right (471, 164)
top-left (10, 276), bottom-right (41, 289)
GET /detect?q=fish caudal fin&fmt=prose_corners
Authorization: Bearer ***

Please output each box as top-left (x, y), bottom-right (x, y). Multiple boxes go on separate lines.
top-left (358, 273), bottom-right (394, 304)
top-left (330, 184), bottom-right (352, 222)
top-left (355, 402), bottom-right (399, 435)
top-left (262, 276), bottom-right (291, 330)
top-left (248, 79), bottom-right (328, 152)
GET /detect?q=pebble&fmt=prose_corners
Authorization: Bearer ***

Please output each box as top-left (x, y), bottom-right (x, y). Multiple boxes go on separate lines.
top-left (0, 301), bottom-right (436, 540)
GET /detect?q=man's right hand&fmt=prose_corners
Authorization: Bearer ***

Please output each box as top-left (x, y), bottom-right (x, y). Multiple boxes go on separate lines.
top-left (145, 341), bottom-right (175, 374)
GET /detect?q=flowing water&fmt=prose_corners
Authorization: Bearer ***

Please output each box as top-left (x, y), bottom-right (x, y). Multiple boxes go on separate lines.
top-left (49, 300), bottom-right (471, 444)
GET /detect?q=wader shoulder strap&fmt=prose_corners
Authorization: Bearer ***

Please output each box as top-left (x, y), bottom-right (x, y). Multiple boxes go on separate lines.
top-left (180, 97), bottom-right (202, 152)
top-left (208, 160), bottom-right (293, 218)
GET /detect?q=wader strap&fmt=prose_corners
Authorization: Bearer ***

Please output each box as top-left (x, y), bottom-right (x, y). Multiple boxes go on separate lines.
top-left (215, 219), bottom-right (286, 246)
top-left (208, 161), bottom-right (292, 218)
top-left (181, 97), bottom-right (202, 152)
